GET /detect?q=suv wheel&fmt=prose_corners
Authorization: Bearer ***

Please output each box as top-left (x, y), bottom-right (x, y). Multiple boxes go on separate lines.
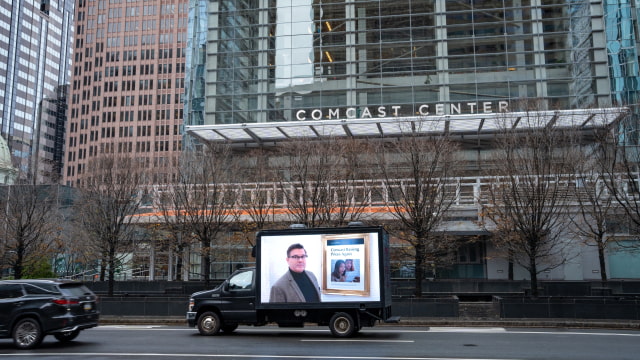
top-left (54, 330), bottom-right (80, 343)
top-left (13, 318), bottom-right (44, 349)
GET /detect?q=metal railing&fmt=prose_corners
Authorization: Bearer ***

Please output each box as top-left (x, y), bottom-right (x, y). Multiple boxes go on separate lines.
top-left (142, 173), bottom-right (637, 216)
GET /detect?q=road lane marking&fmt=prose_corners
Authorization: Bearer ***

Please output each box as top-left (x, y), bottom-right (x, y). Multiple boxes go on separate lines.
top-left (503, 330), bottom-right (640, 337)
top-left (301, 339), bottom-right (414, 342)
top-left (0, 353), bottom-right (523, 360)
top-left (428, 327), bottom-right (507, 333)
top-left (95, 326), bottom-right (640, 337)
top-left (98, 325), bottom-right (169, 329)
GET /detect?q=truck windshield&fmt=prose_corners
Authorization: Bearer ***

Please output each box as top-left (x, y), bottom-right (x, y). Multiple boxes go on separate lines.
top-left (228, 270), bottom-right (253, 290)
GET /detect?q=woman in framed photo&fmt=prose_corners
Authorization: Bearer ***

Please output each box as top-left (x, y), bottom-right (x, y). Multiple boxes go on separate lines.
top-left (331, 260), bottom-right (346, 282)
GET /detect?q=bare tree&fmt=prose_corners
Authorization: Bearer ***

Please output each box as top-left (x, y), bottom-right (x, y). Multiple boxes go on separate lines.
top-left (75, 154), bottom-right (147, 295)
top-left (275, 138), bottom-right (376, 227)
top-left (0, 184), bottom-right (61, 279)
top-left (157, 144), bottom-right (238, 286)
top-left (237, 148), bottom-right (277, 230)
top-left (377, 122), bottom-right (462, 297)
top-left (276, 139), bottom-right (335, 227)
top-left (570, 129), bottom-right (620, 282)
top-left (323, 138), bottom-right (376, 226)
top-left (598, 111), bottom-right (640, 255)
top-left (482, 107), bottom-right (583, 296)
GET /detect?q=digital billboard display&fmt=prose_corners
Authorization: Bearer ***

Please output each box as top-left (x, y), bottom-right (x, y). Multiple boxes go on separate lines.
top-left (259, 231), bottom-right (381, 304)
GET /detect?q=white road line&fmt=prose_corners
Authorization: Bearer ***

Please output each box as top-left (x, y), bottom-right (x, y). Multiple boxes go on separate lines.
top-left (0, 353), bottom-right (523, 360)
top-left (95, 326), bottom-right (640, 337)
top-left (503, 330), bottom-right (640, 337)
top-left (98, 325), bottom-right (169, 329)
top-left (300, 339), bottom-right (414, 342)
top-left (428, 327), bottom-right (507, 333)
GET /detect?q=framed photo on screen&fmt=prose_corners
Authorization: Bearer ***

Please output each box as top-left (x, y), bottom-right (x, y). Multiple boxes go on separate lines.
top-left (321, 233), bottom-right (369, 296)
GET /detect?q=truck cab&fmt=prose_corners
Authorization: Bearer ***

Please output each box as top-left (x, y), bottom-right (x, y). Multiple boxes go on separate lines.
top-left (187, 267), bottom-right (258, 334)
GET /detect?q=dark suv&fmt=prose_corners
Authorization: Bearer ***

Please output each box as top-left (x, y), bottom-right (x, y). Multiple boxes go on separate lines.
top-left (0, 279), bottom-right (100, 349)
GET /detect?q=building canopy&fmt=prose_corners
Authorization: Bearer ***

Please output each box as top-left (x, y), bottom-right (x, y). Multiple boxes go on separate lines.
top-left (186, 108), bottom-right (627, 145)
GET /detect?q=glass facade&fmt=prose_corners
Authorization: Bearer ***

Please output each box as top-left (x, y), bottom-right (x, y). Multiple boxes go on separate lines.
top-left (185, 0), bottom-right (640, 129)
top-left (0, 0), bottom-right (75, 183)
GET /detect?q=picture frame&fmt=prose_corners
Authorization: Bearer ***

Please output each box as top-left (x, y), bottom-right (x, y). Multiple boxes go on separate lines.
top-left (321, 233), bottom-right (370, 296)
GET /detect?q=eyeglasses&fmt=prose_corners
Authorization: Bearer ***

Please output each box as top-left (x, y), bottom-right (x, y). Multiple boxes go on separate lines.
top-left (288, 255), bottom-right (308, 260)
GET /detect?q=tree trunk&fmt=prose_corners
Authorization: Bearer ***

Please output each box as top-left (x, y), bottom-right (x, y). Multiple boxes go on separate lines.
top-left (508, 249), bottom-right (514, 280)
top-left (202, 239), bottom-right (211, 287)
top-left (100, 257), bottom-right (106, 281)
top-left (597, 240), bottom-right (608, 281)
top-left (529, 258), bottom-right (538, 298)
top-left (107, 248), bottom-right (116, 296)
top-left (13, 247), bottom-right (24, 279)
top-left (508, 261), bottom-right (514, 280)
top-left (413, 242), bottom-right (425, 297)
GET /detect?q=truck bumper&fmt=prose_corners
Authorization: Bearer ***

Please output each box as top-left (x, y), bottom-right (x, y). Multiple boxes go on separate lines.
top-left (186, 311), bottom-right (197, 327)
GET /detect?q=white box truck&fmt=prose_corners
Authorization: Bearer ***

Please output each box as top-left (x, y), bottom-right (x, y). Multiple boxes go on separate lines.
top-left (187, 225), bottom-right (399, 337)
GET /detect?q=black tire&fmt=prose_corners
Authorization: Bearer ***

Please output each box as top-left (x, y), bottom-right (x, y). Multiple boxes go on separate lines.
top-left (12, 318), bottom-right (44, 350)
top-left (221, 324), bottom-right (238, 333)
top-left (329, 312), bottom-right (356, 338)
top-left (197, 311), bottom-right (222, 336)
top-left (54, 330), bottom-right (80, 343)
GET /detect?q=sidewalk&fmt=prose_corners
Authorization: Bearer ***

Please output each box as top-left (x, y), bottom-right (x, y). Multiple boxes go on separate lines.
top-left (99, 315), bottom-right (640, 330)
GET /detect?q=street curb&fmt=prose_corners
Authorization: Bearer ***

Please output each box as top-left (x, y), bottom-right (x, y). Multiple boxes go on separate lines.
top-left (98, 316), bottom-right (640, 330)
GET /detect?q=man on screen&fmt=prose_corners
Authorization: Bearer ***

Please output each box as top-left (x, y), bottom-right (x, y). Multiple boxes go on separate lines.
top-left (269, 243), bottom-right (321, 303)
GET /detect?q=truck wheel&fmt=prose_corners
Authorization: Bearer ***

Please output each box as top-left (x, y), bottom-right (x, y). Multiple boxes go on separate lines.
top-left (197, 311), bottom-right (222, 336)
top-left (329, 312), bottom-right (356, 338)
top-left (13, 318), bottom-right (44, 349)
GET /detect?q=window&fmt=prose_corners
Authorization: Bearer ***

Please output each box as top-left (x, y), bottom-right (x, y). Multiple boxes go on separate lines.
top-left (228, 270), bottom-right (253, 290)
top-left (0, 284), bottom-right (24, 299)
top-left (23, 283), bottom-right (60, 295)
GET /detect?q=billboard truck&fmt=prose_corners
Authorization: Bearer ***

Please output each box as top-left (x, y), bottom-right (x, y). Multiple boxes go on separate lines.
top-left (186, 225), bottom-right (399, 337)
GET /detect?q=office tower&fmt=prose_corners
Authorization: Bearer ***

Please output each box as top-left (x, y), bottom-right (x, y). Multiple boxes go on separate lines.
top-left (65, 0), bottom-right (189, 186)
top-left (185, 0), bottom-right (638, 133)
top-left (0, 0), bottom-right (74, 184)
top-left (179, 0), bottom-right (640, 281)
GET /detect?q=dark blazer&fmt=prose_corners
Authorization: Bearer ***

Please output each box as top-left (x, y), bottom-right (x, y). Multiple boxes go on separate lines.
top-left (269, 270), bottom-right (321, 303)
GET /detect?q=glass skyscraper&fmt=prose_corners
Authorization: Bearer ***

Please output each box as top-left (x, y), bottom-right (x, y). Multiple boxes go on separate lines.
top-left (0, 0), bottom-right (74, 183)
top-left (178, 0), bottom-right (640, 281)
top-left (185, 0), bottom-right (640, 132)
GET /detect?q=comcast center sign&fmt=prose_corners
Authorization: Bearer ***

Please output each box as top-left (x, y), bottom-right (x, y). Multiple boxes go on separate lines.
top-left (295, 101), bottom-right (511, 121)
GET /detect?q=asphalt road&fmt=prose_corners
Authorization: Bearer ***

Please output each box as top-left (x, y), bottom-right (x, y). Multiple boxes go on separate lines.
top-left (0, 324), bottom-right (638, 360)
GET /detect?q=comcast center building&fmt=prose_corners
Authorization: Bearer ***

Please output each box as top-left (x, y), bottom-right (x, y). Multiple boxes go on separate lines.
top-left (185, 0), bottom-right (638, 132)
top-left (181, 1), bottom-right (640, 280)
